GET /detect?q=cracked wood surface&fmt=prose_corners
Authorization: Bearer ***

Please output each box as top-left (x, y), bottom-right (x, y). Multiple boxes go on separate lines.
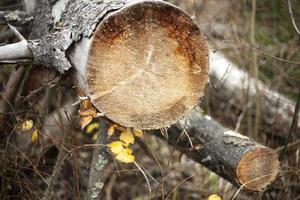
top-left (79, 1), bottom-right (209, 129)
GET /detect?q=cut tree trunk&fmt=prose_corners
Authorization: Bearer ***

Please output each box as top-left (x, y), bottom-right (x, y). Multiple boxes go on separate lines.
top-left (0, 0), bottom-right (209, 130)
top-left (153, 108), bottom-right (280, 191)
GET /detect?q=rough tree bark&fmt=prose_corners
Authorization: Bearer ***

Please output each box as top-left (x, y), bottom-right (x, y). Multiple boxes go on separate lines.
top-left (154, 108), bottom-right (280, 191)
top-left (0, 0), bottom-right (209, 130)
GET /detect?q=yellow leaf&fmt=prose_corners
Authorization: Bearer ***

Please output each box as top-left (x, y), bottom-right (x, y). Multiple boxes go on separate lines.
top-left (115, 149), bottom-right (135, 163)
top-left (31, 129), bottom-right (39, 143)
top-left (78, 107), bottom-right (97, 117)
top-left (108, 141), bottom-right (124, 154)
top-left (119, 130), bottom-right (134, 146)
top-left (20, 119), bottom-right (33, 131)
top-left (80, 115), bottom-right (93, 129)
top-left (208, 194), bottom-right (221, 200)
top-left (107, 125), bottom-right (115, 136)
top-left (133, 129), bottom-right (144, 138)
top-left (92, 133), bottom-right (98, 141)
top-left (86, 122), bottom-right (100, 134)
top-left (126, 148), bottom-right (132, 155)
top-left (81, 99), bottom-right (92, 110)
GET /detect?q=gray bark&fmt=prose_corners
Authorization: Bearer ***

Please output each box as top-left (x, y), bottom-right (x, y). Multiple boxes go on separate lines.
top-left (28, 0), bottom-right (130, 73)
top-left (0, 10), bottom-right (33, 26)
top-left (153, 108), bottom-right (279, 191)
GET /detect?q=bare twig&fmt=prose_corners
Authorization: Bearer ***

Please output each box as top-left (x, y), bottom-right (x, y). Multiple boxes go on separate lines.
top-left (7, 23), bottom-right (25, 41)
top-left (87, 119), bottom-right (109, 200)
top-left (250, 0), bottom-right (260, 139)
top-left (288, 0), bottom-right (300, 36)
top-left (0, 26), bottom-right (25, 42)
top-left (0, 66), bottom-right (28, 133)
top-left (9, 143), bottom-right (48, 185)
top-left (43, 131), bottom-right (68, 199)
top-left (165, 175), bottom-right (194, 200)
top-left (134, 161), bottom-right (152, 198)
top-left (236, 42), bottom-right (300, 66)
top-left (280, 87), bottom-right (300, 160)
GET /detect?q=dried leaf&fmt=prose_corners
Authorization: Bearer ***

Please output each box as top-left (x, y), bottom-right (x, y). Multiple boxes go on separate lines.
top-left (119, 130), bottom-right (135, 146)
top-left (80, 115), bottom-right (93, 129)
top-left (20, 119), bottom-right (33, 131)
top-left (133, 129), bottom-right (144, 138)
top-left (208, 194), bottom-right (221, 200)
top-left (115, 149), bottom-right (135, 163)
top-left (92, 133), bottom-right (98, 141)
top-left (86, 122), bottom-right (100, 134)
top-left (108, 141), bottom-right (124, 154)
top-left (78, 107), bottom-right (97, 117)
top-left (31, 129), bottom-right (39, 143)
top-left (107, 125), bottom-right (115, 136)
top-left (81, 99), bottom-right (92, 110)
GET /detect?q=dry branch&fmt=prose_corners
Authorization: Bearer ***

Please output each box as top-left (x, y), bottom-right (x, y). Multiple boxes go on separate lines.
top-left (0, 41), bottom-right (33, 64)
top-left (153, 108), bottom-right (280, 191)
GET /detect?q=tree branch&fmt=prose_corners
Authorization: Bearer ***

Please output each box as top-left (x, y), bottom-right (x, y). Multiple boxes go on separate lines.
top-left (152, 108), bottom-right (280, 191)
top-left (0, 40), bottom-right (33, 64)
top-left (87, 119), bottom-right (109, 200)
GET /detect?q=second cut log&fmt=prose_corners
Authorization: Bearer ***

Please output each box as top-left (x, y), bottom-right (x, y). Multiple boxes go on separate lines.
top-left (154, 108), bottom-right (280, 191)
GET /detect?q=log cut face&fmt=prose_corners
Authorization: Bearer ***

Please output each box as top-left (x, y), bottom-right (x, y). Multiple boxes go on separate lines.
top-left (83, 1), bottom-right (209, 129)
top-left (236, 148), bottom-right (279, 191)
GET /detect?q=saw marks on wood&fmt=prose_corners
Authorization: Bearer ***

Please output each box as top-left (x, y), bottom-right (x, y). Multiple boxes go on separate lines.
top-left (236, 148), bottom-right (280, 191)
top-left (86, 1), bottom-right (209, 129)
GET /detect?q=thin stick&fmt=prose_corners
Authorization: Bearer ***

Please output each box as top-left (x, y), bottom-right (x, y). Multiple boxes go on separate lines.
top-left (43, 131), bottom-right (67, 199)
top-left (165, 175), bottom-right (194, 200)
top-left (134, 161), bottom-right (152, 198)
top-left (250, 0), bottom-right (260, 140)
top-left (288, 0), bottom-right (300, 36)
top-left (8, 23), bottom-right (25, 41)
top-left (280, 87), bottom-right (300, 160)
top-left (9, 143), bottom-right (48, 185)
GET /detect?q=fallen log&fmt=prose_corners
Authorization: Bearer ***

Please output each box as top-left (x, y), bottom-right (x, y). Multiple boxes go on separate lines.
top-left (0, 0), bottom-right (209, 130)
top-left (206, 52), bottom-right (300, 140)
top-left (153, 108), bottom-right (280, 191)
